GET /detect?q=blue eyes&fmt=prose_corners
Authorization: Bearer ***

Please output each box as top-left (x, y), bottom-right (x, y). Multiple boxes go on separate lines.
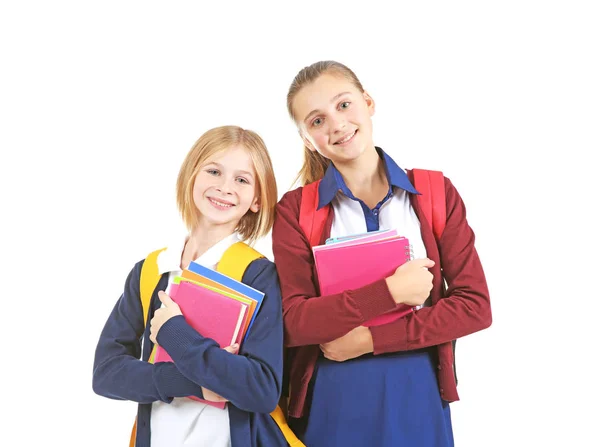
top-left (311, 101), bottom-right (351, 127)
top-left (205, 169), bottom-right (250, 185)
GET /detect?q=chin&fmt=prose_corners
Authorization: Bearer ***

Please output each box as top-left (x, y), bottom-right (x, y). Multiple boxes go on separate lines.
top-left (332, 147), bottom-right (365, 163)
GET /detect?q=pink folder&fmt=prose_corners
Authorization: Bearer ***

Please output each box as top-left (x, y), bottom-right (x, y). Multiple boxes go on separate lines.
top-left (154, 281), bottom-right (248, 408)
top-left (313, 236), bottom-right (415, 326)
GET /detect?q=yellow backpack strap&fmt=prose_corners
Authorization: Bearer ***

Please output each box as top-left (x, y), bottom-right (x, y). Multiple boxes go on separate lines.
top-left (218, 241), bottom-right (305, 447)
top-left (270, 406), bottom-right (305, 447)
top-left (216, 241), bottom-right (263, 280)
top-left (140, 248), bottom-right (167, 328)
top-left (130, 248), bottom-right (166, 447)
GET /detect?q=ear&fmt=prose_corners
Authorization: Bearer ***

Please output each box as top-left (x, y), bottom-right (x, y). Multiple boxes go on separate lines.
top-left (363, 91), bottom-right (375, 117)
top-left (249, 195), bottom-right (260, 213)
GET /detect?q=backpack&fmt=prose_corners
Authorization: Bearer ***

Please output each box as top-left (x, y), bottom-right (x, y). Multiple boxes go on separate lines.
top-left (129, 241), bottom-right (304, 447)
top-left (276, 169), bottom-right (446, 445)
top-left (299, 168), bottom-right (446, 246)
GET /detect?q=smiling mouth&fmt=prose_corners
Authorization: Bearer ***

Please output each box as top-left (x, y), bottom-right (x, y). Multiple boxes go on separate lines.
top-left (334, 130), bottom-right (357, 145)
top-left (208, 197), bottom-right (235, 209)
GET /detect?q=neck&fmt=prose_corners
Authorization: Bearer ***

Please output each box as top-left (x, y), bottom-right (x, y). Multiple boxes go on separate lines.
top-left (181, 220), bottom-right (236, 269)
top-left (335, 146), bottom-right (388, 202)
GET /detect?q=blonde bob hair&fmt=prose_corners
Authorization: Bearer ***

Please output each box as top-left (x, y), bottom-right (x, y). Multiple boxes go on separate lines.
top-left (176, 125), bottom-right (277, 244)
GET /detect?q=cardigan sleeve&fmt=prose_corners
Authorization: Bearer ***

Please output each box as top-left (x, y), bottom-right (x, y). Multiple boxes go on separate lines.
top-left (370, 176), bottom-right (492, 354)
top-left (155, 258), bottom-right (284, 414)
top-left (272, 187), bottom-right (398, 347)
top-left (92, 260), bottom-right (209, 404)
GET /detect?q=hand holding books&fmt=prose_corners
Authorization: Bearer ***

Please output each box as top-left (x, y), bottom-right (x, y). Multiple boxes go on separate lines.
top-left (384, 258), bottom-right (436, 307)
top-left (149, 291), bottom-right (183, 344)
top-left (151, 260), bottom-right (266, 408)
top-left (313, 229), bottom-right (437, 325)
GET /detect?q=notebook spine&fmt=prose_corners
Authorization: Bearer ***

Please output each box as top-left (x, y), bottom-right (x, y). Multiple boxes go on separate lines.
top-left (406, 243), bottom-right (414, 261)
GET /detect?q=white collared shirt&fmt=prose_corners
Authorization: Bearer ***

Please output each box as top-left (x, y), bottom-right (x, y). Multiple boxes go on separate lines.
top-left (151, 232), bottom-right (240, 447)
top-left (330, 187), bottom-right (427, 261)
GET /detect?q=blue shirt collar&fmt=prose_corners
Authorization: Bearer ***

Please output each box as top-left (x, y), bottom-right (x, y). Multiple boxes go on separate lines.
top-left (317, 147), bottom-right (418, 209)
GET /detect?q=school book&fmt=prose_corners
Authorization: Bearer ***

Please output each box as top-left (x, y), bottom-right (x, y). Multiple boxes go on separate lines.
top-left (155, 281), bottom-right (249, 358)
top-left (313, 235), bottom-right (415, 326)
top-left (174, 275), bottom-right (255, 342)
top-left (325, 228), bottom-right (398, 246)
top-left (179, 269), bottom-right (258, 339)
top-left (186, 260), bottom-right (265, 336)
top-left (154, 280), bottom-right (249, 409)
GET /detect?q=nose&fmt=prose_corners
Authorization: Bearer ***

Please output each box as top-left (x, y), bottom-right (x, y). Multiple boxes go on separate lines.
top-left (330, 112), bottom-right (347, 133)
top-left (215, 176), bottom-right (235, 195)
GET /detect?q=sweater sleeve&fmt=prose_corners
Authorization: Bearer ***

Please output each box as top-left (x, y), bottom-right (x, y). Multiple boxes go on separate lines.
top-left (370, 176), bottom-right (492, 354)
top-left (155, 258), bottom-right (283, 414)
top-left (272, 188), bottom-right (398, 348)
top-left (92, 260), bottom-right (208, 404)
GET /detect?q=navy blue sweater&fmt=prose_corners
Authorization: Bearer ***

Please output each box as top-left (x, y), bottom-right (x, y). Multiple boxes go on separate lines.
top-left (93, 256), bottom-right (287, 447)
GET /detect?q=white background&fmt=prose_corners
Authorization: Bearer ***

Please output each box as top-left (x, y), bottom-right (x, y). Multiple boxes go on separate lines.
top-left (1, 1), bottom-right (598, 446)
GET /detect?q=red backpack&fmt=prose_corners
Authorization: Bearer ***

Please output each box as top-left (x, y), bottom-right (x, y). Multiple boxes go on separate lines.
top-left (299, 168), bottom-right (447, 246)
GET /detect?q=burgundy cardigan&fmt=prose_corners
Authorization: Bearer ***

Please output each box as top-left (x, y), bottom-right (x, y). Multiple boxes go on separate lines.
top-left (272, 175), bottom-right (492, 418)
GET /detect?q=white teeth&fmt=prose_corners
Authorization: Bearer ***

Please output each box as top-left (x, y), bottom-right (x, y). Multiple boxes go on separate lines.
top-left (337, 131), bottom-right (355, 144)
top-left (209, 198), bottom-right (233, 208)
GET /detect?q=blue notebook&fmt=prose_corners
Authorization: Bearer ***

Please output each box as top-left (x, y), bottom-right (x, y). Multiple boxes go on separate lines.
top-left (187, 260), bottom-right (265, 337)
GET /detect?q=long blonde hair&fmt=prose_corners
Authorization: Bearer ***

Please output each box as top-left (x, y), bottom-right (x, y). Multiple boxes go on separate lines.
top-left (176, 126), bottom-right (277, 244)
top-left (287, 61), bottom-right (366, 186)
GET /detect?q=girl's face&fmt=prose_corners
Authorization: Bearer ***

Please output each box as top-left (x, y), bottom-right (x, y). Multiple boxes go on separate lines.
top-left (293, 73), bottom-right (375, 165)
top-left (192, 146), bottom-right (260, 231)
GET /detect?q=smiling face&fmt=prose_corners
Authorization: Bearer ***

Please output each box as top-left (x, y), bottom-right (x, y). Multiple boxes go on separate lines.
top-left (292, 73), bottom-right (376, 166)
top-left (192, 145), bottom-right (260, 232)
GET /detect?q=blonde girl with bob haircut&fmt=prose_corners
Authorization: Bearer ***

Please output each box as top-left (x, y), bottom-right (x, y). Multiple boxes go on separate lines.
top-left (273, 61), bottom-right (491, 446)
top-left (176, 126), bottom-right (276, 244)
top-left (94, 125), bottom-right (289, 447)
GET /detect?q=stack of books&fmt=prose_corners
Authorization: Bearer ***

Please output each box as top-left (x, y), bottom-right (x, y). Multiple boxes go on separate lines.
top-left (154, 261), bottom-right (265, 408)
top-left (313, 228), bottom-right (417, 326)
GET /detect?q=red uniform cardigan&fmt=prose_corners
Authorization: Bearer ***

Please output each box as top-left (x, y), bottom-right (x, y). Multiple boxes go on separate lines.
top-left (272, 175), bottom-right (492, 418)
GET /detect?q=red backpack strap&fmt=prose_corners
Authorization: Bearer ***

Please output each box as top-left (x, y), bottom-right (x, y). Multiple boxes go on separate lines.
top-left (411, 169), bottom-right (446, 241)
top-left (299, 180), bottom-right (330, 247)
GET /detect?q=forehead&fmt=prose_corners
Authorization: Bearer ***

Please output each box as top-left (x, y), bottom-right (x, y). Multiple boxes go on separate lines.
top-left (205, 145), bottom-right (255, 171)
top-left (293, 74), bottom-right (361, 120)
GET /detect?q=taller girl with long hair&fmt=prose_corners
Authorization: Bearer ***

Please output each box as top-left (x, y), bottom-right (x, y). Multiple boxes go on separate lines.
top-left (272, 61), bottom-right (492, 446)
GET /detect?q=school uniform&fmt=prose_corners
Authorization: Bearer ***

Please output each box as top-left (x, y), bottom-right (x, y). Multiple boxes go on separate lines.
top-left (93, 233), bottom-right (288, 447)
top-left (272, 148), bottom-right (492, 446)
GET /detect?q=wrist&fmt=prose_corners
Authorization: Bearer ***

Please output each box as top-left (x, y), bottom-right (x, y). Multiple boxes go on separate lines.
top-left (385, 276), bottom-right (403, 305)
top-left (362, 326), bottom-right (374, 354)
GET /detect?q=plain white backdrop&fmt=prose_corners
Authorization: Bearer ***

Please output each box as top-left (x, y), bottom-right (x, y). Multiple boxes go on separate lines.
top-left (1, 1), bottom-right (598, 446)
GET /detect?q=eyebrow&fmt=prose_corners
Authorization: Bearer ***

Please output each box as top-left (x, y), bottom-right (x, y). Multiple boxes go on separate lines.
top-left (303, 92), bottom-right (352, 123)
top-left (205, 161), bottom-right (255, 179)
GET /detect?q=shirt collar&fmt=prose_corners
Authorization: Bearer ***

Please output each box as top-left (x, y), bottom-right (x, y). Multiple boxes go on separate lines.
top-left (317, 147), bottom-right (419, 209)
top-left (156, 232), bottom-right (241, 274)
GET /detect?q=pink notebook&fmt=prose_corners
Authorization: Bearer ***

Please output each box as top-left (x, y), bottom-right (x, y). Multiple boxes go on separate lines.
top-left (323, 228), bottom-right (398, 248)
top-left (154, 281), bottom-right (249, 408)
top-left (313, 236), bottom-right (415, 326)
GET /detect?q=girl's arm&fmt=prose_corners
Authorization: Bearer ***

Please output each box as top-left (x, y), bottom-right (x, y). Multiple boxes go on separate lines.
top-left (155, 258), bottom-right (283, 414)
top-left (272, 188), bottom-right (399, 347)
top-left (369, 177), bottom-right (492, 354)
top-left (92, 262), bottom-right (208, 404)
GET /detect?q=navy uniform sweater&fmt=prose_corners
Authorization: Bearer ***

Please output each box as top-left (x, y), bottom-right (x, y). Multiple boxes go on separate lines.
top-left (93, 256), bottom-right (287, 447)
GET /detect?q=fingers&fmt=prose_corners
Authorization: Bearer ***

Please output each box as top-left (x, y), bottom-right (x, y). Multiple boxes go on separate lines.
top-left (413, 258), bottom-right (435, 268)
top-left (202, 387), bottom-right (227, 402)
top-left (223, 343), bottom-right (240, 354)
top-left (158, 291), bottom-right (174, 306)
top-left (320, 345), bottom-right (340, 362)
